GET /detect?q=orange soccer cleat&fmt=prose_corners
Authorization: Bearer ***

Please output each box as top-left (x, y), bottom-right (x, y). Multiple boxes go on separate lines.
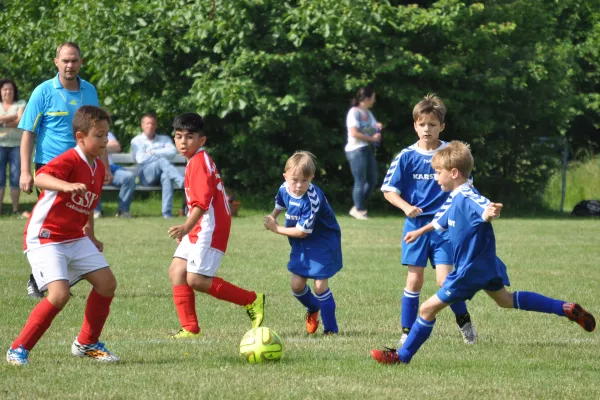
top-left (370, 347), bottom-right (403, 365)
top-left (563, 303), bottom-right (596, 332)
top-left (305, 311), bottom-right (320, 334)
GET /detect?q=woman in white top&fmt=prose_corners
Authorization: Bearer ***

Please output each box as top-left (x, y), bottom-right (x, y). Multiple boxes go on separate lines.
top-left (345, 85), bottom-right (382, 220)
top-left (0, 79), bottom-right (27, 216)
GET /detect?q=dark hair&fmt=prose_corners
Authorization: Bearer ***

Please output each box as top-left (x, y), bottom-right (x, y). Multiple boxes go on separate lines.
top-left (72, 106), bottom-right (111, 137)
top-left (351, 84), bottom-right (375, 107)
top-left (56, 42), bottom-right (82, 58)
top-left (173, 113), bottom-right (205, 135)
top-left (0, 78), bottom-right (19, 102)
top-left (141, 112), bottom-right (157, 121)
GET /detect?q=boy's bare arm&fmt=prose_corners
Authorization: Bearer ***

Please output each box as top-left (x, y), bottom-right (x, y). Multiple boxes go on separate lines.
top-left (168, 206), bottom-right (206, 240)
top-left (482, 202), bottom-right (503, 222)
top-left (264, 212), bottom-right (308, 239)
top-left (383, 191), bottom-right (423, 218)
top-left (404, 223), bottom-right (435, 244)
top-left (35, 173), bottom-right (87, 193)
top-left (83, 212), bottom-right (103, 252)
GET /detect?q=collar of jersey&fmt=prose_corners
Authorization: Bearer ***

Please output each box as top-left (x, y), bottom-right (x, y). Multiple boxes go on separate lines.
top-left (74, 145), bottom-right (98, 170)
top-left (450, 182), bottom-right (471, 198)
top-left (411, 140), bottom-right (447, 156)
top-left (52, 73), bottom-right (84, 91)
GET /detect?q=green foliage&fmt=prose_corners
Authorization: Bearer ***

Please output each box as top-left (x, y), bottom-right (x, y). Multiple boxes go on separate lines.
top-left (1, 0), bottom-right (599, 206)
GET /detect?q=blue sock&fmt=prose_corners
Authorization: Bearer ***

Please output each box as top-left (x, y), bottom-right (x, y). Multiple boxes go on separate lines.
top-left (292, 285), bottom-right (320, 313)
top-left (450, 301), bottom-right (468, 317)
top-left (401, 289), bottom-right (420, 331)
top-left (316, 289), bottom-right (338, 333)
top-left (399, 316), bottom-right (436, 363)
top-left (513, 291), bottom-right (565, 316)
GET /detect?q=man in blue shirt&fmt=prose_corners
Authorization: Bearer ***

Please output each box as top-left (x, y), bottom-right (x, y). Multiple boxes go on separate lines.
top-left (371, 141), bottom-right (595, 365)
top-left (18, 42), bottom-right (112, 298)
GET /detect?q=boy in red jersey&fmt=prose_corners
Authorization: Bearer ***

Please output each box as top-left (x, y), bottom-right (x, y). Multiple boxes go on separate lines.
top-left (7, 106), bottom-right (119, 365)
top-left (166, 112), bottom-right (264, 338)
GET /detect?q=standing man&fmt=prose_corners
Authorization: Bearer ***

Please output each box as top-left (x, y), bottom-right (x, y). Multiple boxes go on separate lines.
top-left (131, 112), bottom-right (184, 218)
top-left (18, 42), bottom-right (112, 298)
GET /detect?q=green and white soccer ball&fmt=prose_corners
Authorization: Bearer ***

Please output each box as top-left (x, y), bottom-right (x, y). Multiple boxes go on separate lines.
top-left (239, 327), bottom-right (284, 364)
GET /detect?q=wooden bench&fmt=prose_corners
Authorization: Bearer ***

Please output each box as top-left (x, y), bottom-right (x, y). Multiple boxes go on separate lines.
top-left (102, 153), bottom-right (187, 191)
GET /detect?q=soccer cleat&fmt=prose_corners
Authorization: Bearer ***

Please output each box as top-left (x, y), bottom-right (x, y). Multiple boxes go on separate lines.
top-left (370, 347), bottom-right (404, 365)
top-left (322, 330), bottom-right (337, 336)
top-left (305, 310), bottom-right (320, 334)
top-left (398, 333), bottom-right (408, 347)
top-left (27, 275), bottom-right (43, 299)
top-left (563, 303), bottom-right (596, 332)
top-left (6, 345), bottom-right (29, 366)
top-left (245, 293), bottom-right (265, 329)
top-left (72, 339), bottom-right (120, 362)
top-left (169, 328), bottom-right (202, 339)
top-left (458, 321), bottom-right (477, 344)
top-left (93, 210), bottom-right (103, 219)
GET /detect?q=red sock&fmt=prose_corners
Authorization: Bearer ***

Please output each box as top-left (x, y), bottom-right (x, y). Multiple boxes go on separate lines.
top-left (78, 289), bottom-right (114, 345)
top-left (208, 277), bottom-right (257, 306)
top-left (12, 298), bottom-right (60, 351)
top-left (173, 284), bottom-right (200, 333)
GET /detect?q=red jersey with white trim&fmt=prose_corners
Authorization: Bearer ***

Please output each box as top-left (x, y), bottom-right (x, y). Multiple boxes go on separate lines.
top-left (24, 147), bottom-right (105, 252)
top-left (184, 149), bottom-right (231, 252)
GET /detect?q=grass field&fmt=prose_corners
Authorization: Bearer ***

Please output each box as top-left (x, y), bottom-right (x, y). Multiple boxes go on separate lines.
top-left (0, 209), bottom-right (599, 399)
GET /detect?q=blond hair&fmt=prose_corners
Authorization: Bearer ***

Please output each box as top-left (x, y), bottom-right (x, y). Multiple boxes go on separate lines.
top-left (284, 151), bottom-right (316, 178)
top-left (412, 93), bottom-right (446, 124)
top-left (431, 141), bottom-right (474, 178)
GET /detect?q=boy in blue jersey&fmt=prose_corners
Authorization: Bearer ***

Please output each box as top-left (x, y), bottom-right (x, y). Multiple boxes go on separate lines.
top-left (371, 141), bottom-right (596, 365)
top-left (264, 151), bottom-right (343, 335)
top-left (381, 94), bottom-right (476, 345)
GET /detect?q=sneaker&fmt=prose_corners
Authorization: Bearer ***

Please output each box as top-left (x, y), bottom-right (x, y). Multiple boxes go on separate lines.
top-left (398, 333), bottom-right (408, 347)
top-left (93, 210), bottom-right (103, 219)
top-left (169, 328), bottom-right (202, 339)
top-left (244, 293), bottom-right (265, 329)
top-left (305, 311), bottom-right (320, 334)
top-left (563, 303), bottom-right (596, 332)
top-left (116, 211), bottom-right (132, 218)
top-left (27, 275), bottom-right (43, 299)
top-left (349, 206), bottom-right (368, 220)
top-left (71, 339), bottom-right (120, 362)
top-left (370, 347), bottom-right (403, 365)
top-left (6, 345), bottom-right (29, 366)
top-left (163, 213), bottom-right (174, 219)
top-left (458, 321), bottom-right (477, 344)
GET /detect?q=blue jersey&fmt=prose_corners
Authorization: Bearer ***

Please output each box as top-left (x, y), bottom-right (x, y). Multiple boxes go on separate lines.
top-left (275, 182), bottom-right (343, 279)
top-left (433, 183), bottom-right (509, 290)
top-left (19, 74), bottom-right (99, 164)
top-left (381, 141), bottom-right (449, 217)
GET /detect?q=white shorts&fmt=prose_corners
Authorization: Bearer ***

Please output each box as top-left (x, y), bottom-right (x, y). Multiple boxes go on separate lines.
top-left (173, 235), bottom-right (223, 277)
top-left (27, 238), bottom-right (109, 291)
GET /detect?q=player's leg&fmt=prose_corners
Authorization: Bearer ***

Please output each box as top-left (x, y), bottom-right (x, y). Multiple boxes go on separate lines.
top-left (291, 274), bottom-right (320, 334)
top-left (315, 278), bottom-right (338, 335)
top-left (69, 239), bottom-right (119, 362)
top-left (401, 266), bottom-right (425, 342)
top-left (186, 246), bottom-right (264, 328)
top-left (486, 287), bottom-right (595, 332)
top-left (8, 246), bottom-right (71, 365)
top-left (372, 295), bottom-right (449, 365)
top-left (435, 264), bottom-right (476, 344)
top-left (169, 254), bottom-right (201, 337)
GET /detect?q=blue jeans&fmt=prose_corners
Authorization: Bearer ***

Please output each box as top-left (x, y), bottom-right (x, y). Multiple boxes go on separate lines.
top-left (346, 146), bottom-right (378, 211)
top-left (138, 158), bottom-right (184, 216)
top-left (96, 165), bottom-right (136, 213)
top-left (0, 146), bottom-right (20, 188)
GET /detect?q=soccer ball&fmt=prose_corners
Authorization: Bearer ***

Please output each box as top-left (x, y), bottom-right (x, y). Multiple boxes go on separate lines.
top-left (239, 327), bottom-right (284, 364)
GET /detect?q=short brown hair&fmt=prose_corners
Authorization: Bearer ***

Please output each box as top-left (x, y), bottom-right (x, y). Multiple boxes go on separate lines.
top-left (284, 151), bottom-right (316, 178)
top-left (72, 106), bottom-right (111, 137)
top-left (431, 141), bottom-right (474, 178)
top-left (141, 112), bottom-right (157, 121)
top-left (56, 42), bottom-right (81, 58)
top-left (413, 93), bottom-right (446, 124)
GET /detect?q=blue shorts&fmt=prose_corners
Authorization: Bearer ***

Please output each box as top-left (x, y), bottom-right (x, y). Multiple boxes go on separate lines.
top-left (437, 257), bottom-right (511, 304)
top-left (402, 217), bottom-right (452, 268)
top-left (288, 247), bottom-right (343, 280)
